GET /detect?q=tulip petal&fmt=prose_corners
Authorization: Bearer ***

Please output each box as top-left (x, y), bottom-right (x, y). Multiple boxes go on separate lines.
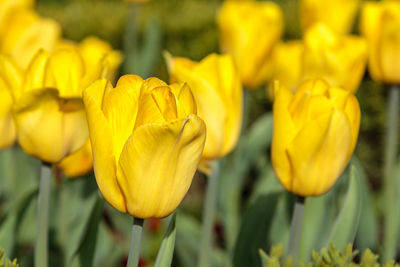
top-left (83, 78), bottom-right (127, 213)
top-left (14, 88), bottom-right (88, 163)
top-left (344, 94), bottom-right (361, 160)
top-left (58, 139), bottom-right (93, 178)
top-left (271, 84), bottom-right (297, 190)
top-left (0, 55), bottom-right (23, 100)
top-left (116, 114), bottom-right (206, 218)
top-left (102, 76), bottom-right (142, 162)
top-left (44, 48), bottom-right (85, 98)
top-left (22, 49), bottom-right (49, 94)
top-left (286, 110), bottom-right (352, 196)
top-left (169, 83), bottom-right (197, 117)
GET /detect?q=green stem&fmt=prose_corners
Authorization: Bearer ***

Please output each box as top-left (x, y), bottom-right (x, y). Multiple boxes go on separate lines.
top-left (198, 161), bottom-right (219, 267)
top-left (127, 217), bottom-right (144, 267)
top-left (382, 85), bottom-right (399, 262)
top-left (34, 162), bottom-right (52, 267)
top-left (288, 196), bottom-right (305, 262)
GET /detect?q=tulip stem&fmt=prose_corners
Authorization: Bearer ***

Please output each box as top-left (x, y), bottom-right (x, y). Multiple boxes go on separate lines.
top-left (198, 161), bottom-right (220, 267)
top-left (287, 196), bottom-right (305, 262)
top-left (127, 217), bottom-right (144, 267)
top-left (382, 85), bottom-right (400, 262)
top-left (34, 162), bottom-right (52, 267)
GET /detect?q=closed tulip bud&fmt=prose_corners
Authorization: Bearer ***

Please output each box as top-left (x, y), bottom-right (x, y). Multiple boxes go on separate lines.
top-left (271, 79), bottom-right (360, 196)
top-left (166, 53), bottom-right (242, 161)
top-left (217, 0), bottom-right (283, 89)
top-left (0, 44), bottom-right (108, 163)
top-left (83, 75), bottom-right (206, 218)
top-left (56, 37), bottom-right (123, 177)
top-left (303, 24), bottom-right (367, 93)
top-left (300, 0), bottom-right (360, 34)
top-left (0, 8), bottom-right (60, 69)
top-left (360, 1), bottom-right (400, 84)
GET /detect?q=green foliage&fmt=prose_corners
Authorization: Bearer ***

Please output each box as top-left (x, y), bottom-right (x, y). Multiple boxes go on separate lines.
top-left (260, 244), bottom-right (400, 267)
top-left (0, 248), bottom-right (18, 267)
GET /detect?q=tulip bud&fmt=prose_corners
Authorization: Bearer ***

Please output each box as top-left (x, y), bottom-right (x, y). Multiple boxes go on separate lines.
top-left (83, 75), bottom-right (206, 218)
top-left (167, 53), bottom-right (242, 161)
top-left (360, 1), bottom-right (400, 84)
top-left (300, 0), bottom-right (360, 34)
top-left (217, 0), bottom-right (283, 89)
top-left (271, 79), bottom-right (360, 196)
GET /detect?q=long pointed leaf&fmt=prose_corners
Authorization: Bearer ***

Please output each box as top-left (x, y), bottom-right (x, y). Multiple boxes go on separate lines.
top-left (154, 214), bottom-right (176, 267)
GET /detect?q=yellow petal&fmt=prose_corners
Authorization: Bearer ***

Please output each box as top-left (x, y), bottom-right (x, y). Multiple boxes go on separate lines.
top-left (116, 115), bottom-right (206, 218)
top-left (0, 54), bottom-right (23, 100)
top-left (286, 110), bottom-right (352, 196)
top-left (14, 88), bottom-right (88, 163)
top-left (83, 78), bottom-right (127, 213)
top-left (58, 139), bottom-right (93, 178)
top-left (343, 93), bottom-right (361, 161)
top-left (44, 48), bottom-right (85, 98)
top-left (22, 49), bottom-right (49, 94)
top-left (0, 78), bottom-right (16, 149)
top-left (102, 76), bottom-right (142, 163)
top-left (169, 83), bottom-right (197, 117)
top-left (271, 83), bottom-right (297, 190)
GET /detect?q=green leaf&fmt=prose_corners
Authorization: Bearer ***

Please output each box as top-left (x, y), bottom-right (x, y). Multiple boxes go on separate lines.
top-left (326, 165), bottom-right (362, 250)
top-left (69, 194), bottom-right (104, 267)
top-left (154, 214), bottom-right (176, 267)
top-left (352, 158), bottom-right (378, 252)
top-left (233, 192), bottom-right (281, 267)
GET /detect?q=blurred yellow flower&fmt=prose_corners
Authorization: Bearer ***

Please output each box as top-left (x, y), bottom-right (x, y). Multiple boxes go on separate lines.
top-left (0, 76), bottom-right (16, 149)
top-left (270, 24), bottom-right (367, 95)
top-left (271, 79), bottom-right (360, 196)
top-left (56, 37), bottom-right (123, 177)
top-left (217, 0), bottom-right (283, 89)
top-left (167, 53), bottom-right (242, 161)
top-left (360, 1), bottom-right (400, 84)
top-left (0, 44), bottom-right (109, 163)
top-left (0, 7), bottom-right (61, 69)
top-left (83, 75), bottom-right (206, 218)
top-left (300, 0), bottom-right (360, 34)
top-left (270, 40), bottom-right (304, 93)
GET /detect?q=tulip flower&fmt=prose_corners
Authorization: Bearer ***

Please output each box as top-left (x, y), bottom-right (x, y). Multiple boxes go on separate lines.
top-left (0, 44), bottom-right (109, 163)
top-left (271, 79), bottom-right (360, 196)
top-left (57, 37), bottom-right (123, 177)
top-left (217, 0), bottom-right (283, 89)
top-left (270, 24), bottom-right (367, 95)
top-left (166, 53), bottom-right (242, 161)
top-left (0, 77), bottom-right (15, 149)
top-left (83, 75), bottom-right (206, 218)
top-left (0, 7), bottom-right (60, 69)
top-left (300, 0), bottom-right (360, 34)
top-left (360, 1), bottom-right (400, 84)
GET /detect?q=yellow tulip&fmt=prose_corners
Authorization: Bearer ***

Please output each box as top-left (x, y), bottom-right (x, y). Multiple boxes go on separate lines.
top-left (271, 79), bottom-right (360, 196)
top-left (0, 44), bottom-right (108, 163)
top-left (56, 37), bottom-right (123, 177)
top-left (166, 53), bottom-right (242, 161)
top-left (300, 0), bottom-right (360, 34)
top-left (0, 0), bottom-right (34, 35)
top-left (360, 1), bottom-right (400, 84)
top-left (0, 76), bottom-right (16, 149)
top-left (83, 75), bottom-right (206, 218)
top-left (217, 0), bottom-right (283, 89)
top-left (270, 24), bottom-right (367, 96)
top-left (0, 7), bottom-right (61, 69)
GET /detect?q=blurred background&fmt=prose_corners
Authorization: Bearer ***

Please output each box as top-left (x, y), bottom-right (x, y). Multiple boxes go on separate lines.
top-left (0, 0), bottom-right (393, 266)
